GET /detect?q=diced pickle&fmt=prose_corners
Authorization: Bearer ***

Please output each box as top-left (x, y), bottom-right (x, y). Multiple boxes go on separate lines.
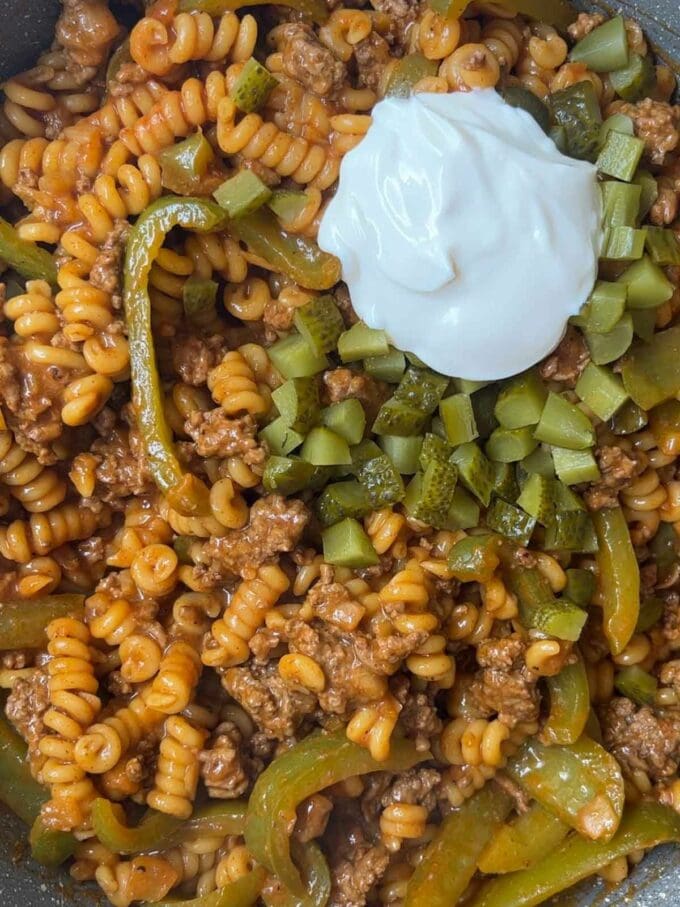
top-left (447, 534), bottom-right (502, 583)
top-left (404, 459), bottom-right (458, 527)
top-left (213, 170), bottom-right (272, 218)
top-left (444, 486), bottom-right (481, 530)
top-left (609, 52), bottom-right (656, 102)
top-left (385, 52), bottom-right (438, 98)
top-left (601, 225), bottom-right (647, 261)
top-left (364, 348), bottom-right (406, 383)
top-left (356, 454), bottom-right (405, 508)
top-left (268, 332), bottom-right (328, 379)
top-left (316, 480), bottom-right (371, 526)
top-left (259, 417), bottom-right (305, 456)
top-left (500, 85), bottom-right (550, 133)
top-left (569, 15), bottom-right (628, 72)
top-left (263, 456), bottom-right (315, 494)
top-left (450, 442), bottom-right (495, 506)
top-left (396, 367), bottom-right (449, 414)
top-left (486, 426), bottom-right (538, 462)
top-left (575, 363), bottom-right (628, 421)
top-left (575, 281), bottom-right (627, 334)
top-left (596, 131), bottom-right (644, 182)
top-left (419, 433), bottom-right (453, 471)
top-left (636, 596), bottom-right (664, 633)
top-left (439, 394), bottom-right (478, 446)
top-left (534, 393), bottom-right (595, 450)
top-left (380, 435), bottom-right (423, 475)
top-left (494, 370), bottom-right (547, 429)
top-left (552, 446), bottom-right (601, 485)
top-left (618, 255), bottom-right (674, 309)
top-left (518, 445), bottom-right (555, 479)
top-left (614, 665), bottom-right (657, 706)
top-left (268, 189), bottom-right (309, 223)
top-left (544, 510), bottom-right (592, 550)
top-left (471, 383), bottom-right (500, 439)
top-left (635, 170), bottom-right (658, 220)
top-left (493, 462), bottom-right (519, 502)
top-left (272, 378), bottom-right (320, 433)
top-left (517, 473), bottom-right (554, 525)
top-left (600, 181), bottom-right (641, 229)
top-left (610, 399), bottom-right (648, 435)
top-left (584, 314), bottom-right (634, 365)
top-left (486, 498), bottom-right (536, 546)
top-left (564, 568), bottom-right (596, 606)
top-left (621, 325), bottom-right (680, 410)
top-left (322, 518), bottom-right (379, 568)
top-left (372, 399), bottom-right (430, 436)
top-left (550, 81), bottom-right (602, 161)
top-left (321, 399), bottom-right (366, 445)
top-left (230, 57), bottom-right (278, 112)
top-left (301, 427), bottom-right (352, 466)
top-left (294, 295), bottom-right (345, 355)
top-left (338, 323), bottom-right (389, 361)
top-left (645, 227), bottom-right (680, 266)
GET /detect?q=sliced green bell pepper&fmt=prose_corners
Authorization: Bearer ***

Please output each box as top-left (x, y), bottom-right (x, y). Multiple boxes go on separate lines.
top-left (0, 218), bottom-right (57, 286)
top-left (541, 658), bottom-right (590, 746)
top-left (593, 506), bottom-right (639, 657)
top-left (478, 802), bottom-right (569, 875)
top-left (150, 866), bottom-right (266, 907)
top-left (0, 595), bottom-right (84, 649)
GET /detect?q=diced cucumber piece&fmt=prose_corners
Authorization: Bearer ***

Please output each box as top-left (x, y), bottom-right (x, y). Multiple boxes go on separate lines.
top-left (316, 480), bottom-right (371, 526)
top-left (564, 568), bottom-right (596, 606)
top-left (439, 394), bottom-right (478, 446)
top-left (570, 15), bottom-right (628, 72)
top-left (404, 459), bottom-right (458, 527)
top-left (356, 453), bottom-right (405, 507)
top-left (272, 377), bottom-right (320, 433)
top-left (263, 456), bottom-right (315, 494)
top-left (494, 370), bottom-right (547, 429)
top-left (338, 323), bottom-right (389, 362)
top-left (230, 57), bottom-right (278, 113)
top-left (259, 416), bottom-right (305, 456)
top-left (450, 442), bottom-right (495, 506)
top-left (372, 399), bottom-right (429, 436)
top-left (517, 473), bottom-right (554, 525)
top-left (363, 348), bottom-right (406, 383)
top-left (322, 518), bottom-right (379, 568)
top-left (213, 170), bottom-right (272, 218)
top-left (486, 426), bottom-right (538, 463)
top-left (396, 367), bottom-right (449, 414)
top-left (444, 485), bottom-right (481, 530)
top-left (645, 227), bottom-right (680, 266)
top-left (544, 510), bottom-right (591, 550)
top-left (601, 225), bottom-right (647, 261)
top-left (596, 131), bottom-right (644, 182)
top-left (301, 427), bottom-right (352, 466)
top-left (551, 446), bottom-right (600, 485)
top-left (575, 281), bottom-right (627, 334)
top-left (321, 399), bottom-right (366, 445)
top-left (486, 498), bottom-right (536, 546)
top-left (584, 313), bottom-right (634, 365)
top-left (268, 332), bottom-right (328, 379)
top-left (534, 393), bottom-right (596, 450)
top-left (380, 435), bottom-right (423, 475)
top-left (419, 433), bottom-right (453, 472)
top-left (493, 462), bottom-right (519, 503)
top-left (618, 255), bottom-right (674, 309)
top-left (575, 362), bottom-right (628, 421)
top-left (294, 295), bottom-right (344, 355)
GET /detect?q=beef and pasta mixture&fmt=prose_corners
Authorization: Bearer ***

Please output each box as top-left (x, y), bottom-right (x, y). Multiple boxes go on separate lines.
top-left (0, 1), bottom-right (679, 905)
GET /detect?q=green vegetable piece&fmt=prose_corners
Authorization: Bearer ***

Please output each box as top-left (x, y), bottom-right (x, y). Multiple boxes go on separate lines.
top-left (575, 362), bottom-right (628, 421)
top-left (213, 170), bottom-right (272, 218)
top-left (501, 84), bottom-right (550, 132)
top-left (564, 568), bottom-right (596, 606)
top-left (575, 281), bottom-right (627, 333)
top-left (445, 486), bottom-right (481, 530)
top-left (553, 480), bottom-right (587, 511)
top-left (471, 382), bottom-right (500, 439)
top-left (544, 510), bottom-right (591, 551)
top-left (439, 393), bottom-right (478, 446)
top-left (259, 417), bottom-right (305, 456)
top-left (622, 325), bottom-right (680, 409)
top-left (493, 461), bottom-right (519, 502)
top-left (494, 370), bottom-right (547, 429)
top-left (645, 226), bottom-right (680, 266)
top-left (610, 398), bottom-right (648, 434)
top-left (245, 730), bottom-right (426, 898)
top-left (517, 473), bottom-right (554, 525)
top-left (316, 480), bottom-right (371, 526)
top-left (322, 518), bottom-right (378, 567)
top-left (180, 0), bottom-right (328, 24)
top-left (471, 802), bottom-right (680, 907)
top-left (550, 81), bottom-right (602, 161)
top-left (615, 665), bottom-right (658, 706)
top-left (356, 453), bottom-right (405, 508)
top-left (396, 367), bottom-right (449, 414)
top-left (364, 348), bottom-right (406, 383)
top-left (635, 169), bottom-right (658, 220)
top-left (0, 217), bottom-right (58, 285)
top-left (261, 841), bottom-right (330, 907)
top-left (610, 51), bottom-right (656, 102)
top-left (338, 322), bottom-right (389, 362)
top-left (478, 802), bottom-right (569, 876)
top-left (486, 498), bottom-right (536, 545)
top-left (321, 398), bottom-right (365, 445)
top-left (268, 189), bottom-right (308, 224)
top-left (518, 445), bottom-right (554, 478)
top-left (636, 595), bottom-right (664, 633)
top-left (182, 276), bottom-right (218, 329)
top-left (154, 867), bottom-right (266, 907)
top-left (632, 307), bottom-right (656, 341)
top-left (535, 393), bottom-right (595, 450)
top-left (584, 313), bottom-right (634, 365)
top-left (551, 446), bottom-right (600, 484)
top-left (619, 254), bottom-right (674, 309)
top-left (372, 399), bottom-right (429, 437)
top-left (262, 456), bottom-right (314, 494)
top-left (268, 332), bottom-right (328, 379)
top-left (404, 785), bottom-right (513, 907)
top-left (452, 378), bottom-right (491, 394)
top-left (272, 377), bottom-right (319, 433)
top-left (230, 57), bottom-right (277, 113)
top-left (597, 130), bottom-right (644, 182)
top-left (294, 294), bottom-right (344, 355)
top-left (543, 658), bottom-right (590, 746)
top-left (0, 594), bottom-right (83, 649)
top-left (570, 15), bottom-right (628, 72)
top-left (301, 427), bottom-right (351, 466)
top-left (599, 113), bottom-right (634, 149)
top-left (486, 425), bottom-right (538, 462)
top-left (350, 439), bottom-right (382, 467)
top-left (594, 506), bottom-right (640, 656)
top-left (404, 459), bottom-right (458, 527)
top-left (450, 441), bottom-right (495, 506)
top-left (509, 568), bottom-right (587, 641)
top-left (600, 180), bottom-right (641, 229)
top-left (380, 435), bottom-right (423, 475)
top-left (158, 132), bottom-right (215, 194)
top-left (601, 225), bottom-right (647, 260)
top-left (419, 433), bottom-right (453, 472)
top-left (447, 533), bottom-right (502, 583)
top-left (650, 399), bottom-right (680, 458)
top-left (385, 52), bottom-right (438, 97)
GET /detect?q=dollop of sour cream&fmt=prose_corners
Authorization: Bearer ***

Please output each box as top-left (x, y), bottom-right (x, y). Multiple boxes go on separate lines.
top-left (318, 89), bottom-right (602, 380)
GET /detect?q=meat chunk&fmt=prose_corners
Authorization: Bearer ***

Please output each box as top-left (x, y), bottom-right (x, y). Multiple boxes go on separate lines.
top-left (89, 220), bottom-right (130, 302)
top-left (193, 495), bottom-right (310, 580)
top-left (6, 669), bottom-right (49, 767)
top-left (468, 636), bottom-right (540, 727)
top-left (322, 368), bottom-right (389, 423)
top-left (650, 181), bottom-right (679, 226)
top-left (199, 722), bottom-right (250, 798)
top-left (663, 593), bottom-right (680, 645)
top-left (538, 326), bottom-right (589, 388)
top-left (380, 766), bottom-right (441, 811)
top-left (184, 410), bottom-right (265, 465)
top-left (601, 697), bottom-right (680, 781)
top-left (56, 0), bottom-right (120, 67)
top-left (398, 688), bottom-right (443, 750)
top-left (276, 23), bottom-right (347, 97)
top-left (568, 12), bottom-right (605, 41)
top-left (584, 445), bottom-right (646, 511)
top-left (86, 426), bottom-right (155, 503)
top-left (172, 334), bottom-right (228, 386)
top-left (329, 841), bottom-right (389, 907)
top-left (609, 98), bottom-right (680, 166)
top-left (222, 661), bottom-right (316, 740)
top-left (354, 32), bottom-right (392, 92)
top-left (369, 0), bottom-right (417, 46)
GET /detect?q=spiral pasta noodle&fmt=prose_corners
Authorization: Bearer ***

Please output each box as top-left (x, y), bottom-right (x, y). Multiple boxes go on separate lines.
top-left (147, 715), bottom-right (209, 818)
top-left (0, 430), bottom-right (66, 513)
top-left (0, 503), bottom-right (111, 564)
top-left (207, 350), bottom-right (270, 417)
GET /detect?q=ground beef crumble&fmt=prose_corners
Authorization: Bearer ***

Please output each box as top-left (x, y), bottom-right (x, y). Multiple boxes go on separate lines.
top-left (172, 334), bottom-right (229, 386)
top-left (539, 326), bottom-right (589, 387)
top-left (199, 721), bottom-right (251, 798)
top-left (184, 410), bottom-right (265, 465)
top-left (584, 445), bottom-right (646, 511)
top-left (609, 97), bottom-right (680, 166)
top-left (6, 669), bottom-right (50, 766)
top-left (600, 696), bottom-right (680, 781)
top-left (468, 635), bottom-right (539, 727)
top-left (276, 23), bottom-right (347, 97)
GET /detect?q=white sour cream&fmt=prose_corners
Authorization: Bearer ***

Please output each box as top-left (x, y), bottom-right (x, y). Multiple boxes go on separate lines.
top-left (318, 89), bottom-right (602, 380)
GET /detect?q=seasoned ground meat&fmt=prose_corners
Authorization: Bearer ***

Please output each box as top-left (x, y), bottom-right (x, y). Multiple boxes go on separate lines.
top-left (354, 32), bottom-right (392, 92)
top-left (609, 98), bottom-right (680, 166)
top-left (222, 660), bottom-right (316, 739)
top-left (584, 445), bottom-right (646, 511)
top-left (600, 697), bottom-right (680, 781)
top-left (538, 326), bottom-right (589, 387)
top-left (6, 669), bottom-right (49, 762)
top-left (322, 368), bottom-right (389, 423)
top-left (193, 495), bottom-right (310, 580)
top-left (199, 721), bottom-right (250, 798)
top-left (398, 688), bottom-right (443, 750)
top-left (276, 23), bottom-right (347, 97)
top-left (89, 220), bottom-right (130, 302)
top-left (650, 183), bottom-right (679, 226)
top-left (172, 334), bottom-right (228, 386)
top-left (468, 636), bottom-right (539, 727)
top-left (568, 11), bottom-right (605, 41)
top-left (56, 0), bottom-right (120, 67)
top-left (380, 767), bottom-right (441, 811)
top-left (663, 593), bottom-right (680, 645)
top-left (184, 410), bottom-right (265, 465)
top-left (86, 426), bottom-right (155, 503)
top-left (329, 841), bottom-right (389, 907)
top-left (295, 793), bottom-right (333, 842)
top-left (369, 0), bottom-right (417, 46)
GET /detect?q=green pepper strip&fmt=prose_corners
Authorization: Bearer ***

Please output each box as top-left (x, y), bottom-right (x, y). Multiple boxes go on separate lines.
top-left (385, 53), bottom-right (438, 98)
top-left (179, 0), bottom-right (328, 25)
top-left (478, 801), bottom-right (569, 875)
top-left (262, 841), bottom-right (331, 907)
top-left (403, 785), bottom-right (513, 907)
top-left (0, 714), bottom-right (75, 866)
top-left (150, 866), bottom-right (266, 907)
top-left (471, 802), bottom-right (680, 907)
top-left (506, 737), bottom-right (624, 842)
top-left (541, 657), bottom-right (590, 746)
top-left (92, 798), bottom-right (246, 855)
top-left (124, 196), bottom-right (228, 495)
top-left (0, 595), bottom-right (84, 649)
top-left (592, 506), bottom-right (639, 657)
top-left (245, 730), bottom-right (427, 898)
top-left (0, 217), bottom-right (57, 286)
top-left (228, 207), bottom-right (340, 292)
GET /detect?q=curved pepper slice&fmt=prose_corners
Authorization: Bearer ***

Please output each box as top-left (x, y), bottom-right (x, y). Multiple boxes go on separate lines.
top-left (179, 0), bottom-right (329, 24)
top-left (428, 0), bottom-right (573, 29)
top-left (0, 595), bottom-right (84, 649)
top-left (506, 737), bottom-right (624, 841)
top-left (93, 798), bottom-right (246, 855)
top-left (245, 730), bottom-right (427, 898)
top-left (593, 506), bottom-right (640, 656)
top-left (0, 218), bottom-right (57, 286)
top-left (385, 54), bottom-right (438, 98)
top-left (471, 803), bottom-right (680, 907)
top-left (262, 841), bottom-right (331, 907)
top-left (541, 657), bottom-right (590, 746)
top-left (150, 866), bottom-right (266, 907)
top-left (124, 196), bottom-right (228, 495)
top-left (478, 801), bottom-right (569, 875)
top-left (403, 785), bottom-right (513, 907)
